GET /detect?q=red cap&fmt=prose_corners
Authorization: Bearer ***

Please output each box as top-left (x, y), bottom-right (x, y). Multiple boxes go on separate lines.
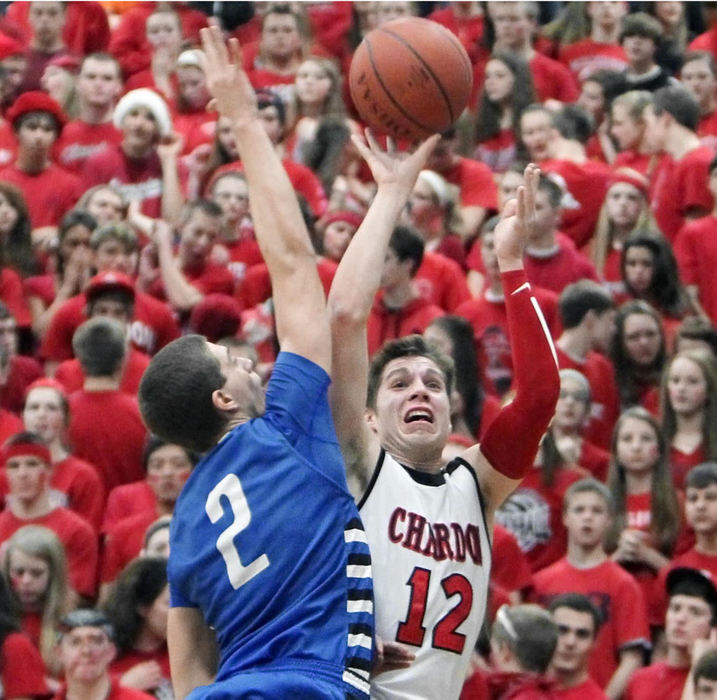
top-left (47, 54), bottom-right (80, 73)
top-left (323, 210), bottom-right (363, 230)
top-left (608, 167), bottom-right (649, 199)
top-left (6, 91), bottom-right (66, 130)
top-left (189, 294), bottom-right (242, 343)
top-left (84, 271), bottom-right (135, 301)
top-left (0, 34), bottom-right (24, 61)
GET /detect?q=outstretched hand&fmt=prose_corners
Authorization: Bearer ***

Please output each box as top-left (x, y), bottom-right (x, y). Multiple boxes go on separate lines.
top-left (371, 637), bottom-right (415, 677)
top-left (494, 163), bottom-right (540, 271)
top-left (199, 26), bottom-right (257, 126)
top-left (350, 130), bottom-right (440, 195)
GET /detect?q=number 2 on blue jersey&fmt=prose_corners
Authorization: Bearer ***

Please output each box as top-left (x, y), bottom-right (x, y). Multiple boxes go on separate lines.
top-left (205, 473), bottom-right (270, 589)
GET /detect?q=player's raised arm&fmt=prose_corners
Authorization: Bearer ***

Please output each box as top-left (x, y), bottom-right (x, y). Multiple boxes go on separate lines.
top-left (199, 27), bottom-right (329, 371)
top-left (464, 165), bottom-right (560, 516)
top-left (328, 131), bottom-right (438, 492)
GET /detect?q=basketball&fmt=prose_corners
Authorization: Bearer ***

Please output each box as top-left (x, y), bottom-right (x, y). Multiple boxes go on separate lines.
top-left (349, 17), bottom-right (473, 142)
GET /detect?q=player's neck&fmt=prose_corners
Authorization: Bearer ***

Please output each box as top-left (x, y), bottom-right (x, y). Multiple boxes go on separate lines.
top-left (65, 675), bottom-right (112, 700)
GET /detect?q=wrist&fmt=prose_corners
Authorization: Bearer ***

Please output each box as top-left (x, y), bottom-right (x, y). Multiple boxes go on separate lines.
top-left (500, 268), bottom-right (528, 294)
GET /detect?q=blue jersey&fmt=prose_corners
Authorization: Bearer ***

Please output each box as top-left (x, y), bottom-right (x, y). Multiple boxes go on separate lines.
top-left (168, 352), bottom-right (373, 699)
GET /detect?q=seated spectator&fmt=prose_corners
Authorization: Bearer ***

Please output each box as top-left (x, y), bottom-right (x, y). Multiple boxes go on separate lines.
top-left (0, 181), bottom-right (37, 278)
top-left (531, 478), bottom-right (649, 697)
top-left (461, 604), bottom-right (558, 700)
top-left (550, 369), bottom-right (611, 482)
top-left (610, 300), bottom-right (667, 412)
top-left (4, 525), bottom-right (71, 678)
top-left (173, 49), bottom-right (215, 157)
top-left (54, 271), bottom-right (150, 395)
top-left (577, 69), bottom-right (626, 164)
top-left (55, 52), bottom-right (123, 174)
top-left (67, 318), bottom-right (147, 495)
top-left (365, 226), bottom-right (443, 356)
top-left (40, 222), bottom-right (180, 367)
top-left (620, 13), bottom-right (677, 92)
top-left (103, 557), bottom-right (171, 696)
top-left (75, 184), bottom-right (126, 226)
top-left (645, 85), bottom-right (713, 242)
top-left (624, 567), bottom-right (717, 700)
top-left (680, 52), bottom-right (717, 153)
top-left (140, 516), bottom-right (170, 558)
top-left (0, 433), bottom-right (98, 600)
top-left (549, 594), bottom-right (607, 699)
top-left (0, 91), bottom-right (81, 239)
top-left (53, 609), bottom-right (154, 700)
top-left (0, 569), bottom-right (48, 699)
top-left (610, 91), bottom-right (656, 176)
top-left (661, 351), bottom-right (717, 489)
top-left (81, 88), bottom-right (184, 221)
top-left (555, 280), bottom-right (619, 449)
top-left (40, 54), bottom-right (79, 120)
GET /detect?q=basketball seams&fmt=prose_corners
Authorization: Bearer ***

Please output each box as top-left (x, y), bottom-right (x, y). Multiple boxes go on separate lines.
top-left (377, 27), bottom-right (457, 123)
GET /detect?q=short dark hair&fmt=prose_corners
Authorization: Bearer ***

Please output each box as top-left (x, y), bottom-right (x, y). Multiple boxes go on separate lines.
top-left (676, 316), bottom-right (717, 356)
top-left (548, 593), bottom-right (603, 635)
top-left (142, 434), bottom-right (200, 472)
top-left (180, 199), bottom-right (224, 229)
top-left (388, 226), bottom-right (424, 277)
top-left (139, 335), bottom-right (228, 453)
top-left (15, 111), bottom-right (61, 136)
top-left (59, 209), bottom-right (97, 238)
top-left (367, 335), bottom-right (454, 410)
top-left (537, 175), bottom-right (563, 209)
top-left (86, 289), bottom-right (134, 318)
top-left (653, 84), bottom-right (700, 131)
top-left (695, 649), bottom-right (717, 687)
top-left (558, 280), bottom-right (614, 329)
top-left (72, 317), bottom-right (126, 377)
top-left (619, 12), bottom-right (663, 43)
top-left (552, 104), bottom-right (595, 145)
top-left (667, 567), bottom-right (717, 624)
top-left (4, 431), bottom-right (48, 453)
top-left (686, 462), bottom-right (717, 491)
top-left (564, 477), bottom-right (614, 515)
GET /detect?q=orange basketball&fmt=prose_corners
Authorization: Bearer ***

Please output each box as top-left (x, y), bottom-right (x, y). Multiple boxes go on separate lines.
top-left (349, 17), bottom-right (473, 142)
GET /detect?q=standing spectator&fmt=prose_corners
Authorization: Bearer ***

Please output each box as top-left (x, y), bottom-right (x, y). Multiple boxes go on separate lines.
top-left (0, 91), bottom-right (81, 235)
top-left (620, 13), bottom-right (677, 92)
top-left (53, 609), bottom-right (154, 700)
top-left (531, 478), bottom-right (649, 698)
top-left (55, 53), bottom-right (123, 174)
top-left (645, 85), bottom-right (714, 242)
top-left (67, 318), bottom-right (147, 495)
top-left (624, 567), bottom-right (717, 700)
top-left (610, 91), bottom-right (657, 176)
top-left (0, 433), bottom-right (98, 600)
top-left (549, 594), bottom-right (607, 699)
top-left (81, 88), bottom-right (184, 222)
top-left (680, 52), bottom-right (717, 153)
top-left (577, 69), bottom-right (626, 164)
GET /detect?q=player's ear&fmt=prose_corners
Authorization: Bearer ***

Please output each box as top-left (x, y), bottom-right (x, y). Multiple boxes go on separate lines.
top-left (211, 388), bottom-right (238, 412)
top-left (365, 408), bottom-right (379, 435)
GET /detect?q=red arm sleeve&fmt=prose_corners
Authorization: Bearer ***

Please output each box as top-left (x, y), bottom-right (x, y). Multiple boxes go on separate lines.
top-left (480, 270), bottom-right (559, 479)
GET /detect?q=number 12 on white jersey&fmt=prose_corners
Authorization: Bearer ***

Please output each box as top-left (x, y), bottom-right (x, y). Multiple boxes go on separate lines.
top-left (205, 473), bottom-right (270, 589)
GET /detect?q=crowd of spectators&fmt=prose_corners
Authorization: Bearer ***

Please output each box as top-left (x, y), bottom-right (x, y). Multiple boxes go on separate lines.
top-left (6, 0), bottom-right (717, 698)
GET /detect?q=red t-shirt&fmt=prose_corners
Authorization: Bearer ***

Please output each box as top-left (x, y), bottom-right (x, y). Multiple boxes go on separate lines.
top-left (0, 268), bottom-right (31, 329)
top-left (690, 27), bottom-right (717, 64)
top-left (109, 645), bottom-right (170, 690)
top-left (613, 150), bottom-right (653, 177)
top-left (434, 157), bottom-right (498, 209)
top-left (0, 121), bottom-right (16, 169)
top-left (540, 159), bottom-right (612, 249)
top-left (0, 507), bottom-right (98, 597)
top-left (531, 558), bottom-right (650, 688)
top-left (523, 239), bottom-right (600, 295)
top-left (0, 409), bottom-right (23, 446)
top-left (474, 128), bottom-right (516, 174)
top-left (492, 523), bottom-right (533, 594)
top-left (1, 631), bottom-right (49, 698)
top-left (578, 440), bottom-right (611, 482)
top-left (558, 39), bottom-right (628, 83)
top-left (651, 147), bottom-right (714, 242)
top-left (55, 120), bottom-right (123, 174)
top-left (670, 444), bottom-right (707, 490)
top-left (414, 251), bottom-right (471, 313)
top-left (1, 354), bottom-right (43, 415)
top-left (555, 346), bottom-right (620, 450)
top-left (675, 215), bottom-right (717, 327)
top-left (55, 348), bottom-right (150, 396)
top-left (698, 111), bottom-right (717, 153)
top-left (554, 677), bottom-right (607, 700)
top-left (530, 52), bottom-right (579, 103)
top-left (624, 662), bottom-right (689, 700)
top-left (68, 390), bottom-right (147, 495)
top-left (367, 293), bottom-right (444, 356)
top-left (0, 163), bottom-right (81, 229)
top-left (103, 480), bottom-right (156, 534)
top-left (54, 679), bottom-right (155, 700)
top-left (101, 510), bottom-right (156, 583)
top-left (41, 288), bottom-right (180, 361)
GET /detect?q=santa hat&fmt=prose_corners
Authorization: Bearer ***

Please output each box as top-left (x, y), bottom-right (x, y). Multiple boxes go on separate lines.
top-left (6, 91), bottom-right (66, 131)
top-left (113, 88), bottom-right (172, 137)
top-left (0, 34), bottom-right (24, 61)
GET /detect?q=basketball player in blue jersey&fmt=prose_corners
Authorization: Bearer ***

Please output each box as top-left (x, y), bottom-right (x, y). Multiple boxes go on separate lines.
top-left (137, 27), bottom-right (438, 700)
top-left (328, 148), bottom-right (560, 698)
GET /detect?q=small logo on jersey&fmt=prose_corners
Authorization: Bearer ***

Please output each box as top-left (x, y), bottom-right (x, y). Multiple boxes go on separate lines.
top-left (388, 507), bottom-right (482, 564)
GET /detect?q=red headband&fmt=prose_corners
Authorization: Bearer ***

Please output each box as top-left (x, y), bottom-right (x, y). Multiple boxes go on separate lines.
top-left (3, 443), bottom-right (51, 465)
top-left (25, 377), bottom-right (68, 400)
top-left (608, 168), bottom-right (649, 199)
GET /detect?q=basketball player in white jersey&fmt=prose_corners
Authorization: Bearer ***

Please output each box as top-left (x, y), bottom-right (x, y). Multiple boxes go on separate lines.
top-left (328, 136), bottom-right (559, 699)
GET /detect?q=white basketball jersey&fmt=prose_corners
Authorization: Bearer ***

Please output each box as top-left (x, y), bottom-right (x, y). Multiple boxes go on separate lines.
top-left (360, 450), bottom-right (491, 700)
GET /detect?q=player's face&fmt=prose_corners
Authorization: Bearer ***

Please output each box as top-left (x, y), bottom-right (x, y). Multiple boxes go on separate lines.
top-left (551, 607), bottom-right (596, 674)
top-left (520, 111), bottom-right (553, 162)
top-left (563, 491), bottom-right (611, 548)
top-left (5, 455), bottom-right (51, 504)
top-left (7, 548), bottom-right (50, 610)
top-left (368, 355), bottom-right (452, 465)
top-left (606, 183), bottom-right (643, 229)
top-left (295, 60), bottom-right (332, 106)
top-left (146, 444), bottom-right (193, 504)
top-left (207, 342), bottom-right (265, 419)
top-left (23, 387), bottom-right (66, 443)
top-left (615, 416), bottom-right (659, 475)
top-left (77, 58), bottom-right (122, 108)
top-left (623, 312), bottom-right (662, 367)
top-left (666, 594), bottom-right (712, 652)
top-left (553, 375), bottom-right (590, 431)
top-left (686, 484), bottom-right (717, 535)
top-left (59, 626), bottom-right (115, 683)
top-left (484, 59), bottom-right (515, 104)
top-left (697, 676), bottom-right (717, 699)
top-left (668, 356), bottom-right (708, 418)
top-left (94, 238), bottom-right (136, 276)
top-left (322, 220), bottom-right (356, 262)
top-left (212, 176), bottom-right (249, 227)
top-left (610, 103), bottom-right (644, 151)
top-left (143, 584), bottom-right (170, 640)
top-left (681, 58), bottom-right (717, 107)
top-left (179, 210), bottom-right (222, 267)
top-left (623, 245), bottom-right (654, 295)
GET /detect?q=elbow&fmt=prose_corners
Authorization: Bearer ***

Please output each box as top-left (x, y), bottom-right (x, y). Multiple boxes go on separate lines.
top-left (328, 297), bottom-right (369, 329)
